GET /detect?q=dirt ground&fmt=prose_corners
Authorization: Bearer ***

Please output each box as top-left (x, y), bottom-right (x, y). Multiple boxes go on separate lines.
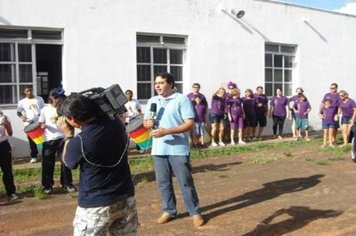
top-left (1, 137), bottom-right (356, 236)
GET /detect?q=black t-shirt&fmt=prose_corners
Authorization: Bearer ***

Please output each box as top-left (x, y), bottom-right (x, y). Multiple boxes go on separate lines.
top-left (65, 118), bottom-right (134, 208)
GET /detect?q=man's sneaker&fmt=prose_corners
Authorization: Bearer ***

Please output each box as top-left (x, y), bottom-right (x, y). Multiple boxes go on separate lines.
top-left (238, 140), bottom-right (246, 145)
top-left (64, 185), bottom-right (76, 193)
top-left (43, 187), bottom-right (53, 194)
top-left (351, 138), bottom-right (356, 163)
top-left (211, 142), bottom-right (218, 147)
top-left (9, 193), bottom-right (19, 201)
top-left (192, 214), bottom-right (205, 227)
top-left (138, 149), bottom-right (145, 154)
top-left (157, 212), bottom-right (173, 224)
top-left (218, 141), bottom-right (225, 146)
top-left (30, 158), bottom-right (37, 163)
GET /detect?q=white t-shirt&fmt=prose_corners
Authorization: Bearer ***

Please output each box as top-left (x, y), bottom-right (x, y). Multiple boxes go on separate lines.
top-left (39, 104), bottom-right (65, 141)
top-left (0, 124), bottom-right (8, 143)
top-left (124, 99), bottom-right (142, 123)
top-left (17, 96), bottom-right (45, 127)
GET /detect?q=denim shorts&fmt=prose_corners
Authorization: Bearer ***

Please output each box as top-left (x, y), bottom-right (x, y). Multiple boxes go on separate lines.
top-left (210, 114), bottom-right (225, 124)
top-left (193, 122), bottom-right (206, 136)
top-left (322, 123), bottom-right (335, 129)
top-left (341, 116), bottom-right (352, 125)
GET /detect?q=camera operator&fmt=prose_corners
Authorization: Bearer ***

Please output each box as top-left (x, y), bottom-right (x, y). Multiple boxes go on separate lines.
top-left (57, 93), bottom-right (138, 235)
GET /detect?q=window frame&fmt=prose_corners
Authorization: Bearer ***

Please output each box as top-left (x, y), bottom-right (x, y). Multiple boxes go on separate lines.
top-left (264, 43), bottom-right (296, 97)
top-left (136, 34), bottom-right (186, 101)
top-left (0, 27), bottom-right (63, 106)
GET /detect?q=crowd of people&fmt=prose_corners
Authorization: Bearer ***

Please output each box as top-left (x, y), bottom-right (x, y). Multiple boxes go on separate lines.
top-left (186, 82), bottom-right (356, 150)
top-left (1, 75), bottom-right (356, 234)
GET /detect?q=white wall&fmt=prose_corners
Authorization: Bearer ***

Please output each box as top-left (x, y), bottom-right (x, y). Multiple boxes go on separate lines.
top-left (1, 0), bottom-right (356, 157)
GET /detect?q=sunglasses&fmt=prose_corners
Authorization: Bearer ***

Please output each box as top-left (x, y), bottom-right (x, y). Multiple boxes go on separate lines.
top-left (330, 87), bottom-right (336, 89)
top-left (193, 86), bottom-right (200, 89)
top-left (339, 94), bottom-right (345, 97)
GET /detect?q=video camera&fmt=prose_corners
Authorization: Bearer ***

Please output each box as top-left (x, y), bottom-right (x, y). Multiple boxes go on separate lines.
top-left (79, 84), bottom-right (128, 120)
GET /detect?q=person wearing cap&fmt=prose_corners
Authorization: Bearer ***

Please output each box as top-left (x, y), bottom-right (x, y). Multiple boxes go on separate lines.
top-left (0, 110), bottom-right (19, 201)
top-left (17, 86), bottom-right (45, 163)
top-left (226, 81), bottom-right (237, 98)
top-left (39, 87), bottom-right (75, 194)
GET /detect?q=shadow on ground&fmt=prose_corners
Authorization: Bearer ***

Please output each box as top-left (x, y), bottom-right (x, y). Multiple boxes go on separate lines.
top-left (132, 160), bottom-right (243, 185)
top-left (243, 206), bottom-right (342, 236)
top-left (201, 174), bottom-right (325, 222)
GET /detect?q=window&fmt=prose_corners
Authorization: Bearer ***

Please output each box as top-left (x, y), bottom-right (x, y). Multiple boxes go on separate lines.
top-left (265, 43), bottom-right (296, 97)
top-left (136, 34), bottom-right (186, 100)
top-left (0, 27), bottom-right (62, 105)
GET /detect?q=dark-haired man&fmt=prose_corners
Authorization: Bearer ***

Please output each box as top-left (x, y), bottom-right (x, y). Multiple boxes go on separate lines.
top-left (320, 83), bottom-right (341, 144)
top-left (58, 93), bottom-right (137, 235)
top-left (17, 86), bottom-right (45, 163)
top-left (143, 72), bottom-right (204, 228)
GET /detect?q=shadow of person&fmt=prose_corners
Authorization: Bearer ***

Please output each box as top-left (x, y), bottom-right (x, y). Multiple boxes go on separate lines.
top-left (201, 174), bottom-right (324, 222)
top-left (243, 206), bottom-right (342, 236)
top-left (132, 160), bottom-right (243, 185)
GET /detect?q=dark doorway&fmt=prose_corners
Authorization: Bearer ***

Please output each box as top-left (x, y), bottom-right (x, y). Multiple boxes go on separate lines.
top-left (35, 44), bottom-right (62, 102)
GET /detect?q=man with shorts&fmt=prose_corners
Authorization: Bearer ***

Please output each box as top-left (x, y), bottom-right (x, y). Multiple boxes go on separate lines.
top-left (58, 93), bottom-right (138, 235)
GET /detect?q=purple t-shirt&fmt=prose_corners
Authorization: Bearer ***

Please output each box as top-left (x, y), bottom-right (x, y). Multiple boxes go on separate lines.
top-left (295, 100), bottom-right (311, 119)
top-left (210, 95), bottom-right (226, 116)
top-left (254, 93), bottom-right (268, 115)
top-left (270, 96), bottom-right (288, 116)
top-left (322, 92), bottom-right (341, 109)
top-left (193, 102), bottom-right (207, 123)
top-left (187, 92), bottom-right (208, 106)
top-left (289, 95), bottom-right (300, 110)
top-left (226, 97), bottom-right (243, 118)
top-left (320, 107), bottom-right (337, 125)
top-left (242, 97), bottom-right (257, 116)
top-left (339, 98), bottom-right (356, 118)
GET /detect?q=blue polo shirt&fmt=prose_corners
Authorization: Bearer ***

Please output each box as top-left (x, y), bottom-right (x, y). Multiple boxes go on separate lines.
top-left (65, 118), bottom-right (134, 208)
top-left (144, 93), bottom-right (195, 156)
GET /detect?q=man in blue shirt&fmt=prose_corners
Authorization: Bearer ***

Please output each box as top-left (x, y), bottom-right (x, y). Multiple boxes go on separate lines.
top-left (58, 93), bottom-right (137, 235)
top-left (143, 72), bottom-right (204, 228)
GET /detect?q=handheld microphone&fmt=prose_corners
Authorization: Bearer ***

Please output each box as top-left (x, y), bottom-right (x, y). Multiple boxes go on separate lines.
top-left (150, 103), bottom-right (157, 129)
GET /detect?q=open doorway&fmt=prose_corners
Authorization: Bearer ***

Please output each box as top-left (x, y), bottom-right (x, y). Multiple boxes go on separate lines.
top-left (36, 44), bottom-right (62, 102)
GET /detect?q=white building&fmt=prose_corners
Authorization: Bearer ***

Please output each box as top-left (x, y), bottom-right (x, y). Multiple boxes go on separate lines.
top-left (1, 0), bottom-right (356, 158)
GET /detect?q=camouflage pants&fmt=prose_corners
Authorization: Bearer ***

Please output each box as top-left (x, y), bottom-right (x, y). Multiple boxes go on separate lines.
top-left (73, 196), bottom-right (138, 236)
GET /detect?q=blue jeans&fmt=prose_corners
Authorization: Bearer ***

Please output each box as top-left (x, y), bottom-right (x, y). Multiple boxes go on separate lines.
top-left (153, 155), bottom-right (200, 216)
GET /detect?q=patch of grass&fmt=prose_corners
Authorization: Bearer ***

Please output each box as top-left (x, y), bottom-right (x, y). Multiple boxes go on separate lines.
top-left (328, 156), bottom-right (345, 161)
top-left (33, 186), bottom-right (47, 200)
top-left (214, 173), bottom-right (229, 178)
top-left (304, 157), bottom-right (313, 162)
top-left (314, 160), bottom-right (329, 165)
top-left (247, 156), bottom-right (280, 164)
top-left (283, 152), bottom-right (293, 157)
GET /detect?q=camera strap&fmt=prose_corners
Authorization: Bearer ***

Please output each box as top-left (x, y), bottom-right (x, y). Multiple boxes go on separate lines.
top-left (77, 134), bottom-right (129, 168)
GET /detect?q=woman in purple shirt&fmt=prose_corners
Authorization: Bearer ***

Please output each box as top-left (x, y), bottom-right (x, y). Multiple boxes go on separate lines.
top-left (210, 87), bottom-right (227, 147)
top-left (269, 88), bottom-right (289, 139)
top-left (242, 89), bottom-right (257, 142)
top-left (226, 88), bottom-right (245, 145)
top-left (337, 90), bottom-right (356, 146)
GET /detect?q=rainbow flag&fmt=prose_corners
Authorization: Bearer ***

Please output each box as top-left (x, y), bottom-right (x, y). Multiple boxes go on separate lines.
top-left (128, 126), bottom-right (152, 150)
top-left (27, 127), bottom-right (45, 150)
